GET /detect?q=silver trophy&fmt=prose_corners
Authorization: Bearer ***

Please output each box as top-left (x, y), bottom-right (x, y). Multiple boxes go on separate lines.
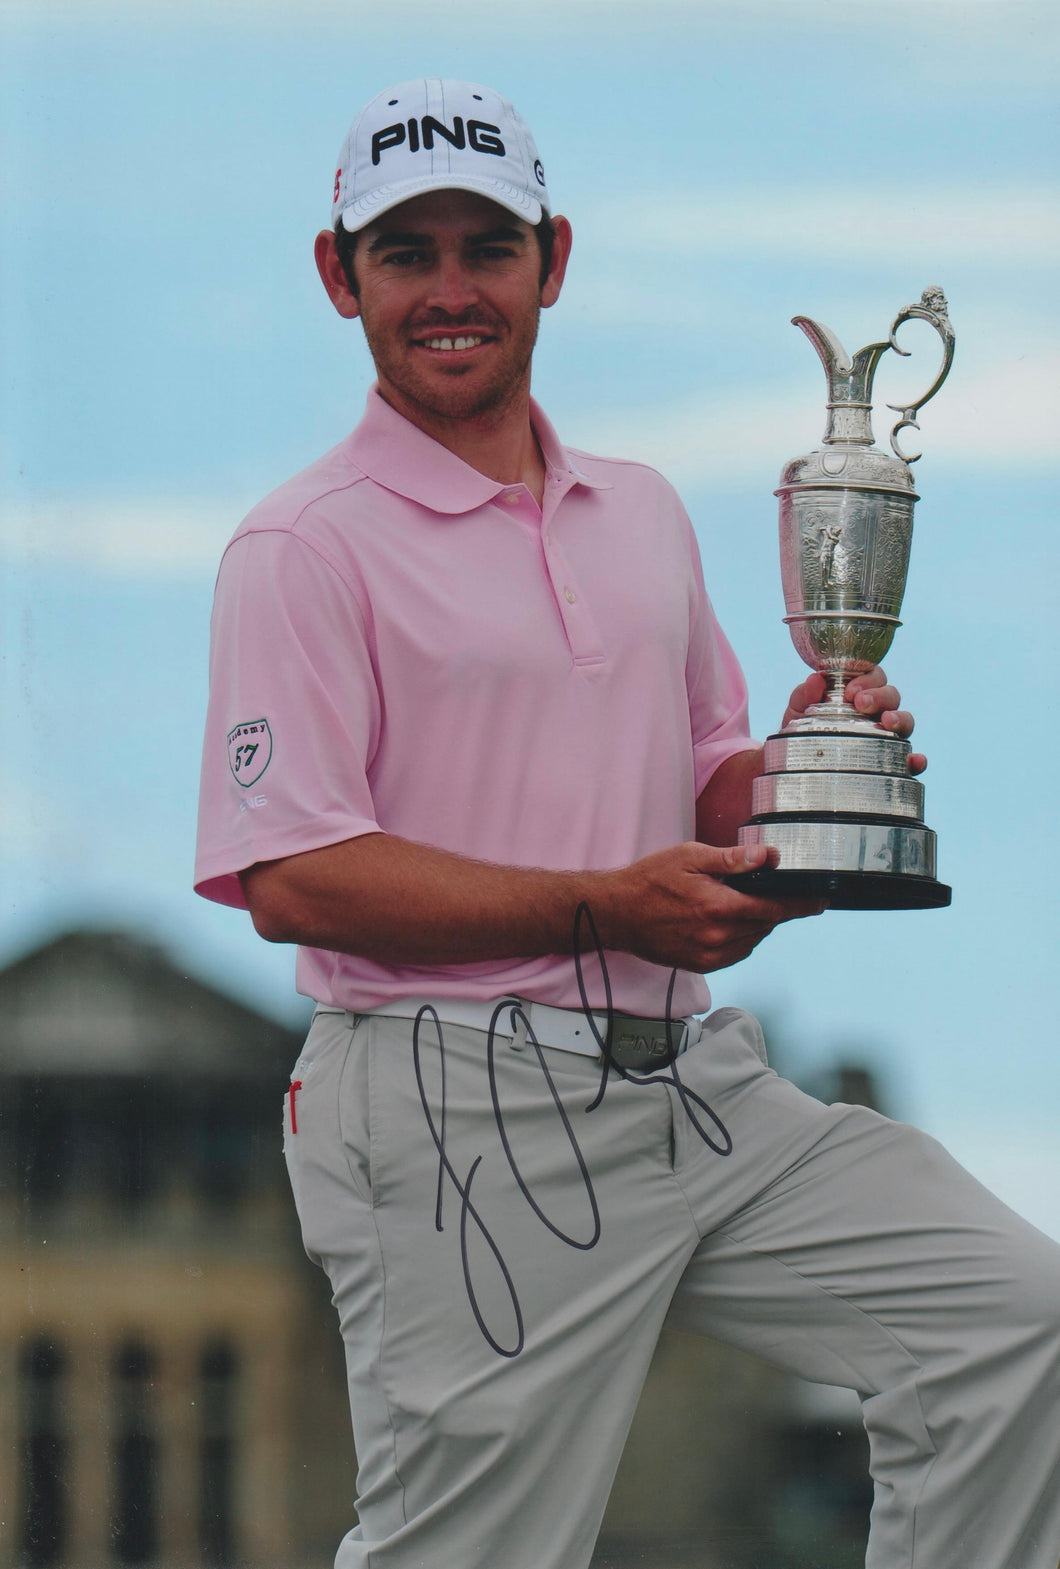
top-left (735, 288), bottom-right (955, 909)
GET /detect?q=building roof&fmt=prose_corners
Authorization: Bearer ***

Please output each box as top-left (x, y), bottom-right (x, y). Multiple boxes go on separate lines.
top-left (0, 929), bottom-right (304, 1078)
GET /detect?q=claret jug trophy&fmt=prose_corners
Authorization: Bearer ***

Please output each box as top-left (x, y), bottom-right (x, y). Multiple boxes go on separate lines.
top-left (735, 288), bottom-right (955, 909)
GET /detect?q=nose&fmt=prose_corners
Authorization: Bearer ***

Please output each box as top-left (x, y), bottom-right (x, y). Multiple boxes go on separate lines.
top-left (425, 252), bottom-right (481, 315)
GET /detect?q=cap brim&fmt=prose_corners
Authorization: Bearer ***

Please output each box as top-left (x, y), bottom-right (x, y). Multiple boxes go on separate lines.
top-left (339, 172), bottom-right (545, 232)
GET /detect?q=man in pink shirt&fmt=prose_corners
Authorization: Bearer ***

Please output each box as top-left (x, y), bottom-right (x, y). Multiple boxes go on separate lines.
top-left (195, 79), bottom-right (1060, 1569)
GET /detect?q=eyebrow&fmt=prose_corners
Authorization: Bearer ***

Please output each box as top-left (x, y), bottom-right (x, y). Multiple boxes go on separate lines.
top-left (470, 226), bottom-right (527, 245)
top-left (365, 225), bottom-right (528, 253)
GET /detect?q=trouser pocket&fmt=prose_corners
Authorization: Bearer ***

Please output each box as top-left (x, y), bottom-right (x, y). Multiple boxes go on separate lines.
top-left (283, 1009), bottom-right (371, 1264)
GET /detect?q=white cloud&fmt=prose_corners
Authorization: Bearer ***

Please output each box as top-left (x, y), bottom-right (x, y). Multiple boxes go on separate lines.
top-left (2, 498), bottom-right (242, 577)
top-left (561, 351), bottom-right (1060, 492)
top-left (4, 0), bottom-right (1057, 80)
top-left (4, 2), bottom-right (1056, 118)
top-left (0, 772), bottom-right (86, 869)
top-left (582, 188), bottom-right (1060, 267)
top-left (4, 0), bottom-right (1053, 24)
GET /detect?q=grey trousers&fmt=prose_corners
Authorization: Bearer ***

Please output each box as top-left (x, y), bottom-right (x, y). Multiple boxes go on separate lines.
top-left (284, 1005), bottom-right (1060, 1569)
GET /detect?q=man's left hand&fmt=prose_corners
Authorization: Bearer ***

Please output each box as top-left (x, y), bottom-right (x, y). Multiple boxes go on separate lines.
top-left (782, 668), bottom-right (927, 776)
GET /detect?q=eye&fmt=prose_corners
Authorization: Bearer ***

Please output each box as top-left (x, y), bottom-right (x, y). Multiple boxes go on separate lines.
top-left (472, 244), bottom-right (520, 264)
top-left (382, 248), bottom-right (428, 268)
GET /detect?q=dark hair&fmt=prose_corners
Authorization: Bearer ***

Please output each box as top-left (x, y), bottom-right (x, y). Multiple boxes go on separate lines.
top-left (534, 214), bottom-right (556, 289)
top-left (333, 212), bottom-right (557, 297)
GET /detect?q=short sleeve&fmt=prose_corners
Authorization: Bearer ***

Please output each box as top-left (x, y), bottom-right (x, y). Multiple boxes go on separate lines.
top-left (194, 529), bottom-right (383, 908)
top-left (682, 514), bottom-right (759, 796)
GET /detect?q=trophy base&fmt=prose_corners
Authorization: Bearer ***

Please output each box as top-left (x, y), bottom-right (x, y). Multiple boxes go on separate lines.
top-left (734, 816), bottom-right (951, 909)
top-left (727, 865), bottom-right (951, 910)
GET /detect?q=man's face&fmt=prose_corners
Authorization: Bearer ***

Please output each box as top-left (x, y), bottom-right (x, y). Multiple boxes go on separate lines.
top-left (323, 190), bottom-right (566, 429)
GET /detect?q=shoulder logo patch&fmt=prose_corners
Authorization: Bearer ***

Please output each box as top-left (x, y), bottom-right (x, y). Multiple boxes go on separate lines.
top-left (228, 720), bottom-right (273, 787)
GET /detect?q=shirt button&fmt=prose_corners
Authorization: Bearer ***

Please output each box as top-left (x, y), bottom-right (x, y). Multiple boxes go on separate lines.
top-left (503, 492), bottom-right (520, 506)
top-left (564, 587), bottom-right (576, 604)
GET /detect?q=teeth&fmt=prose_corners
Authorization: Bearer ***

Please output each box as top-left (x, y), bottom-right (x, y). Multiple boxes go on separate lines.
top-left (425, 336), bottom-right (483, 351)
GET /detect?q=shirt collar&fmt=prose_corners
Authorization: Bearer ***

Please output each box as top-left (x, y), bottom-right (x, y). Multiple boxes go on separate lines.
top-left (344, 385), bottom-right (610, 515)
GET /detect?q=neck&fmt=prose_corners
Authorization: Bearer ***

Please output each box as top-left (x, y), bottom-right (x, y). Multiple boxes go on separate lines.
top-left (376, 381), bottom-right (547, 505)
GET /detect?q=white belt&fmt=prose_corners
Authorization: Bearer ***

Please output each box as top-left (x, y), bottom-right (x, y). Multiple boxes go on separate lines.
top-left (351, 996), bottom-right (698, 1071)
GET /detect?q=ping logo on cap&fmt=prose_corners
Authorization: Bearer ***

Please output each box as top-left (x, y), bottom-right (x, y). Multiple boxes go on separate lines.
top-left (371, 115), bottom-right (505, 166)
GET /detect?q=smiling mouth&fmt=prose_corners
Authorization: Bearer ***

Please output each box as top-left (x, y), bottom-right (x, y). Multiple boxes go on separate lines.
top-left (419, 335), bottom-right (489, 352)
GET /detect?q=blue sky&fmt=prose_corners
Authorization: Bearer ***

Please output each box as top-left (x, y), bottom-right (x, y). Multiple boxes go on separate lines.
top-left (3, 0), bottom-right (1058, 1236)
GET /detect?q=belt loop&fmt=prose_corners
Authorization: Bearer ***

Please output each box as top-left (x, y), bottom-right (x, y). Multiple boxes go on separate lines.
top-left (506, 1001), bottom-right (529, 1053)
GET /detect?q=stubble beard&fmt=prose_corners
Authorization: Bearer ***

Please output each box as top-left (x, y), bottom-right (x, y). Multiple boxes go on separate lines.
top-left (361, 304), bottom-right (542, 428)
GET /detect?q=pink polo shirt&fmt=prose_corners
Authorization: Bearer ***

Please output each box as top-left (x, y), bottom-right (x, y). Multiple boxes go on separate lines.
top-left (194, 389), bottom-right (755, 1017)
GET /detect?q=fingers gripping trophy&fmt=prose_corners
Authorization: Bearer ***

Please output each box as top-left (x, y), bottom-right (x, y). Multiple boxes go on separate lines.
top-left (736, 288), bottom-right (955, 909)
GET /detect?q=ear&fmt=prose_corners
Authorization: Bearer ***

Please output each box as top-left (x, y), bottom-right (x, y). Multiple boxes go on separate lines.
top-left (540, 215), bottom-right (573, 310)
top-left (314, 228), bottom-right (361, 320)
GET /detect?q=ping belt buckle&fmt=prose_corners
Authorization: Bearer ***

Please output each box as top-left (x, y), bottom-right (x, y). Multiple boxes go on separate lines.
top-left (608, 1016), bottom-right (687, 1071)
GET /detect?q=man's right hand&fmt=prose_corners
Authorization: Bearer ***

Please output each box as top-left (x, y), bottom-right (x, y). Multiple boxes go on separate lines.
top-left (596, 841), bottom-right (826, 973)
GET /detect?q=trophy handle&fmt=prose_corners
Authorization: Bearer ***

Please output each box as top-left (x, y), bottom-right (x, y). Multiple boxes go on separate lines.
top-left (885, 287), bottom-right (955, 463)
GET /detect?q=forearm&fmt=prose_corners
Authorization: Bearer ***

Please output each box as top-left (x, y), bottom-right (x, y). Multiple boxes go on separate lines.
top-left (240, 831), bottom-right (616, 965)
top-left (240, 819), bottom-right (819, 977)
top-left (695, 747), bottom-right (763, 846)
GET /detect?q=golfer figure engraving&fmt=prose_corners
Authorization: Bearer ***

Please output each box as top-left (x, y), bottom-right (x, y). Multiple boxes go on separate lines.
top-left (735, 288), bottom-right (955, 909)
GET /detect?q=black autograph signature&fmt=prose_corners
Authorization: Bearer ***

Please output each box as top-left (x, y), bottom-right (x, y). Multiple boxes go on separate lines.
top-left (412, 902), bottom-right (733, 1357)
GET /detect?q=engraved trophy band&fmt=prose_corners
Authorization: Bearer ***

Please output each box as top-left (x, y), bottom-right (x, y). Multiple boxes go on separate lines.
top-left (733, 289), bottom-right (954, 910)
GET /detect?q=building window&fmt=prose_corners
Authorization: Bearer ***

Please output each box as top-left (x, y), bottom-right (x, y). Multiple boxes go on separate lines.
top-left (102, 1082), bottom-right (161, 1212)
top-left (20, 1337), bottom-right (69, 1567)
top-left (18, 1084), bottom-right (72, 1207)
top-left (194, 1106), bottom-right (252, 1207)
top-left (112, 1340), bottom-right (159, 1564)
top-left (200, 1339), bottom-right (239, 1566)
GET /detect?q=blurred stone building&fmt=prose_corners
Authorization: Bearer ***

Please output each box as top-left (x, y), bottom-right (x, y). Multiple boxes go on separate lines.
top-left (0, 929), bottom-right (875, 1569)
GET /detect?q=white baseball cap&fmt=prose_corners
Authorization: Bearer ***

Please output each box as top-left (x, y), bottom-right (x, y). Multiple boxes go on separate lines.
top-left (331, 78), bottom-right (550, 233)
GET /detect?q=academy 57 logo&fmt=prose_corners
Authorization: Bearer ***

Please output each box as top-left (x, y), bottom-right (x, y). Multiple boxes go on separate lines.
top-left (227, 719), bottom-right (272, 787)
